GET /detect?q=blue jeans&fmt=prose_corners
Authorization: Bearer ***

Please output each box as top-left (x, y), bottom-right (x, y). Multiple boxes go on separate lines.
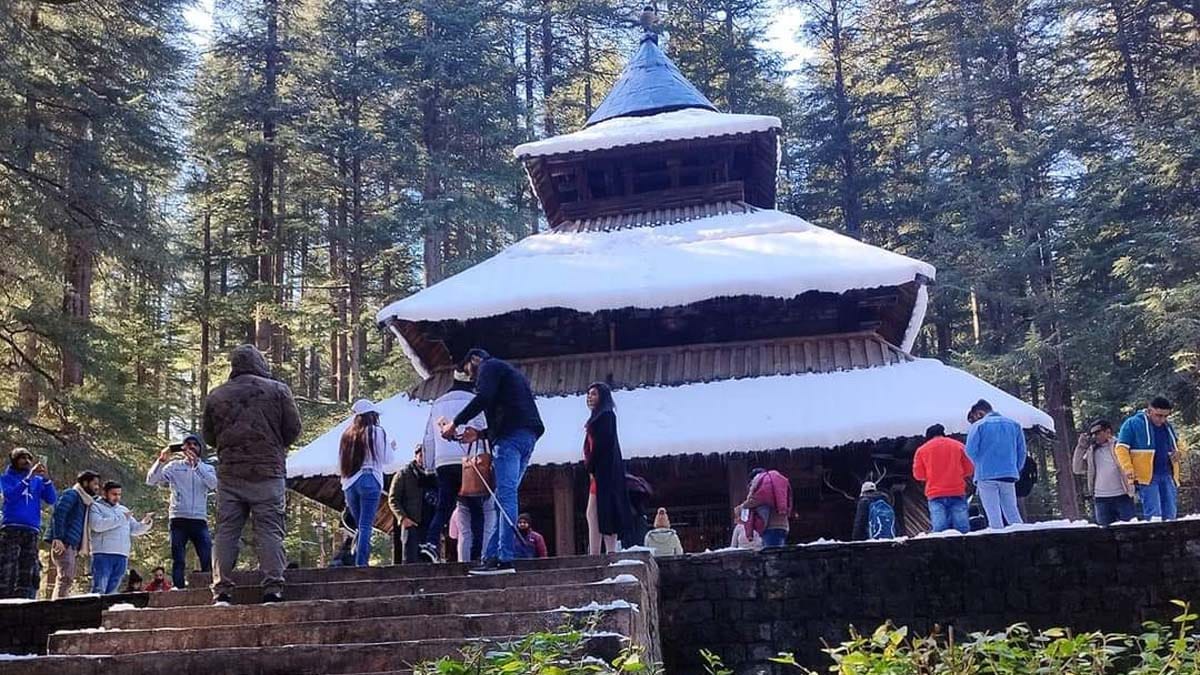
top-left (928, 496), bottom-right (970, 533)
top-left (976, 479), bottom-right (1023, 529)
top-left (1094, 495), bottom-right (1135, 526)
top-left (485, 429), bottom-right (538, 563)
top-left (91, 553), bottom-right (128, 595)
top-left (761, 528), bottom-right (788, 547)
top-left (1137, 473), bottom-right (1178, 520)
top-left (170, 518), bottom-right (212, 589)
top-left (343, 474), bottom-right (382, 566)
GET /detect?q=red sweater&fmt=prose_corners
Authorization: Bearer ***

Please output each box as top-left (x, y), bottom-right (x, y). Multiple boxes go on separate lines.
top-left (913, 437), bottom-right (974, 498)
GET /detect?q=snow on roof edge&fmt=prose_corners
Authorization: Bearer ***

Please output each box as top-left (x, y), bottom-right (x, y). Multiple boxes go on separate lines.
top-left (374, 208), bottom-right (937, 326)
top-left (287, 358), bottom-right (1053, 479)
top-left (514, 109), bottom-right (782, 159)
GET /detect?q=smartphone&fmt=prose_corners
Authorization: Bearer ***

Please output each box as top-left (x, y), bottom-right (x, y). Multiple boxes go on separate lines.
top-left (168, 443), bottom-right (185, 453)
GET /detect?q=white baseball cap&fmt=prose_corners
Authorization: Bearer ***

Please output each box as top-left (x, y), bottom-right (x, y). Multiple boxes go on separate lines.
top-left (350, 399), bottom-right (380, 416)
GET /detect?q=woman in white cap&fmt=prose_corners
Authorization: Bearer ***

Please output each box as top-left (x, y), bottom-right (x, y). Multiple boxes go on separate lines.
top-left (339, 399), bottom-right (393, 566)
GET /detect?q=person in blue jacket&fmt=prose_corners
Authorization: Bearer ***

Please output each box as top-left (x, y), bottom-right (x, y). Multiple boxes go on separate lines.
top-left (0, 449), bottom-right (56, 598)
top-left (47, 469), bottom-right (101, 599)
top-left (1115, 396), bottom-right (1188, 520)
top-left (965, 399), bottom-right (1027, 529)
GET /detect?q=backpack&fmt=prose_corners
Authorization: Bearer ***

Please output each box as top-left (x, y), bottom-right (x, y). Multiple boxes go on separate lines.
top-left (868, 498), bottom-right (896, 539)
top-left (1015, 456), bottom-right (1040, 498)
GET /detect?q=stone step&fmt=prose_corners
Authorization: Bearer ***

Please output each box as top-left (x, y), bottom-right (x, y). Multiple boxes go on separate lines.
top-left (17, 634), bottom-right (626, 675)
top-left (103, 580), bottom-right (646, 631)
top-left (51, 606), bottom-right (640, 656)
top-left (186, 551), bottom-right (652, 588)
top-left (149, 562), bottom-right (650, 608)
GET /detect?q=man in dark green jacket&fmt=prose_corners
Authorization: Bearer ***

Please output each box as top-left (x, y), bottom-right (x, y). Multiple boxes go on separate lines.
top-left (388, 446), bottom-right (436, 564)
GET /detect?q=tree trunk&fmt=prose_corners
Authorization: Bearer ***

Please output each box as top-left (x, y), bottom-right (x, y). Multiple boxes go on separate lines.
top-left (200, 204), bottom-right (213, 399)
top-left (256, 0), bottom-right (280, 356)
top-left (1109, 0), bottom-right (1144, 118)
top-left (60, 118), bottom-right (95, 390)
top-left (17, 334), bottom-right (40, 414)
top-left (349, 93), bottom-right (364, 400)
top-left (828, 0), bottom-right (862, 238)
top-left (540, 0), bottom-right (555, 136)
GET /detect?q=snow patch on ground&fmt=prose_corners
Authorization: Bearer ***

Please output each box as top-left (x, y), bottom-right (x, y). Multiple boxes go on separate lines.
top-left (552, 599), bottom-right (638, 613)
top-left (589, 574), bottom-right (640, 585)
top-left (289, 358), bottom-right (1052, 476)
top-left (608, 559), bottom-right (646, 568)
top-left (106, 603), bottom-right (139, 612)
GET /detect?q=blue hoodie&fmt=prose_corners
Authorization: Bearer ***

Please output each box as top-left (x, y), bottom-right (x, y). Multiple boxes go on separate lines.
top-left (1, 467), bottom-right (57, 532)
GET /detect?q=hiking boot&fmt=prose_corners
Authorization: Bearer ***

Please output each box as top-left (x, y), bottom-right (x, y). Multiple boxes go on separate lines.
top-left (468, 559), bottom-right (515, 576)
top-left (418, 543), bottom-right (441, 563)
top-left (212, 593), bottom-right (232, 606)
top-left (262, 592), bottom-right (284, 603)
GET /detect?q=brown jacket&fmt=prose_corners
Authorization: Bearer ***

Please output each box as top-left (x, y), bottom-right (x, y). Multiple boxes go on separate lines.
top-left (202, 345), bottom-right (302, 480)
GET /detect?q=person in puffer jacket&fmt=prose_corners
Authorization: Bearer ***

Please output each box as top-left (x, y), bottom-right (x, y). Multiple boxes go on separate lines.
top-left (0, 449), bottom-right (56, 598)
top-left (643, 508), bottom-right (683, 557)
top-left (203, 344), bottom-right (301, 604)
top-left (146, 433), bottom-right (217, 589)
top-left (89, 481), bottom-right (153, 595)
top-left (735, 468), bottom-right (792, 547)
top-left (1115, 397), bottom-right (1188, 520)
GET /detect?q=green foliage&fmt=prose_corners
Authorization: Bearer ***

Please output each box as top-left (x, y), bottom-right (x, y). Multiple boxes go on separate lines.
top-left (703, 602), bottom-right (1200, 674)
top-left (413, 617), bottom-right (661, 675)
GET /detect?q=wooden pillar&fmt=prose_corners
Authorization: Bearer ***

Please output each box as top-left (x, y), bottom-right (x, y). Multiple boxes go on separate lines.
top-left (727, 456), bottom-right (748, 516)
top-left (553, 466), bottom-right (577, 557)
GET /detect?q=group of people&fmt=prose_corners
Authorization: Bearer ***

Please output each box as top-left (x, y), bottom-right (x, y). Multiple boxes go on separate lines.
top-left (0, 339), bottom-right (1189, 601)
top-left (0, 344), bottom-right (293, 601)
top-left (0, 458), bottom-right (155, 599)
top-left (903, 396), bottom-right (1188, 536)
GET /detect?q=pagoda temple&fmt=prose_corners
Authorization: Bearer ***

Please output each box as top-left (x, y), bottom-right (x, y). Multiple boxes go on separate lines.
top-left (287, 30), bottom-right (1053, 554)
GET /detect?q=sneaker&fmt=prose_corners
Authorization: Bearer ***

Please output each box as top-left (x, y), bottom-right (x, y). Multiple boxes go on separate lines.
top-left (261, 592), bottom-right (284, 603)
top-left (468, 560), bottom-right (516, 576)
top-left (212, 593), bottom-right (232, 606)
top-left (418, 543), bottom-right (441, 564)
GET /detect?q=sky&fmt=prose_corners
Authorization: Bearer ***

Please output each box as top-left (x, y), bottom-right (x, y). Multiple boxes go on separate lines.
top-left (183, 1), bottom-right (813, 69)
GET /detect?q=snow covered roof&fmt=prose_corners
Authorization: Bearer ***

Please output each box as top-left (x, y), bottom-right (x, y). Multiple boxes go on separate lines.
top-left (376, 208), bottom-right (936, 327)
top-left (286, 357), bottom-right (1054, 478)
top-left (584, 34), bottom-right (717, 127)
top-left (514, 108), bottom-right (780, 159)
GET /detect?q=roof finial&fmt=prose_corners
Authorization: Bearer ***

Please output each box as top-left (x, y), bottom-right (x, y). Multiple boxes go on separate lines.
top-left (640, 4), bottom-right (660, 43)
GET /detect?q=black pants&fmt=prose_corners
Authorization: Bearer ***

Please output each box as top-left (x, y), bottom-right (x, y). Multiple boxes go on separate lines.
top-left (425, 465), bottom-right (463, 548)
top-left (401, 525), bottom-right (428, 564)
top-left (169, 518), bottom-right (212, 589)
top-left (0, 526), bottom-right (39, 599)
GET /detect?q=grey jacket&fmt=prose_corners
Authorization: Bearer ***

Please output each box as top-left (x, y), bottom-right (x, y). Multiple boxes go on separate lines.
top-left (146, 458), bottom-right (218, 521)
top-left (89, 500), bottom-right (151, 558)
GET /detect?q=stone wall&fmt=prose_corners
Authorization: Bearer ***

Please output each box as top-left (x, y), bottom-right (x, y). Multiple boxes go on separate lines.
top-left (0, 593), bottom-right (148, 655)
top-left (658, 520), bottom-right (1200, 674)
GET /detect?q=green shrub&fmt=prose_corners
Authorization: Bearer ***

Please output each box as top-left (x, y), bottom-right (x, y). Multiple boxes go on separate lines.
top-left (712, 601), bottom-right (1200, 674)
top-left (413, 615), bottom-right (660, 675)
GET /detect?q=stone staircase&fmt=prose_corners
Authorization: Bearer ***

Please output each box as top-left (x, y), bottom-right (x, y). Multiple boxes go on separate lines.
top-left (20, 552), bottom-right (660, 674)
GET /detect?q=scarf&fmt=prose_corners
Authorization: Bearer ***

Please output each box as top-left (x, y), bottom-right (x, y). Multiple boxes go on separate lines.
top-left (72, 484), bottom-right (94, 555)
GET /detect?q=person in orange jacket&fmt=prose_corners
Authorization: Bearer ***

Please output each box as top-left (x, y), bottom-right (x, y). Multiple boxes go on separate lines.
top-left (913, 424), bottom-right (975, 533)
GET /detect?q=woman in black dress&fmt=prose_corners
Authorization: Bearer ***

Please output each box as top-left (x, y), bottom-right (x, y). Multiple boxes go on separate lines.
top-left (583, 382), bottom-right (632, 554)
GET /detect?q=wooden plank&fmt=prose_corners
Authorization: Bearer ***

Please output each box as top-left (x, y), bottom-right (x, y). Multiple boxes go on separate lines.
top-left (865, 338), bottom-right (884, 367)
top-left (803, 342), bottom-right (818, 373)
top-left (849, 338), bottom-right (867, 369)
top-left (833, 339), bottom-right (852, 371)
top-left (699, 349), bottom-right (715, 382)
top-left (818, 340), bottom-right (834, 372)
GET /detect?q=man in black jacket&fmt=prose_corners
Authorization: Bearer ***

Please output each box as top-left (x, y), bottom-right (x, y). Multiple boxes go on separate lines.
top-left (440, 348), bottom-right (544, 575)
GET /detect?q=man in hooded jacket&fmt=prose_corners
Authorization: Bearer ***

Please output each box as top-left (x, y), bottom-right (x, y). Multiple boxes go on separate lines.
top-left (146, 433), bottom-right (218, 589)
top-left (203, 345), bottom-right (301, 604)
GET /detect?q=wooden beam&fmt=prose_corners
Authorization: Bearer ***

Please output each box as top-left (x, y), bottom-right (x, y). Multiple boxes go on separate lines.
top-left (552, 466), bottom-right (577, 556)
top-left (727, 456), bottom-right (748, 519)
